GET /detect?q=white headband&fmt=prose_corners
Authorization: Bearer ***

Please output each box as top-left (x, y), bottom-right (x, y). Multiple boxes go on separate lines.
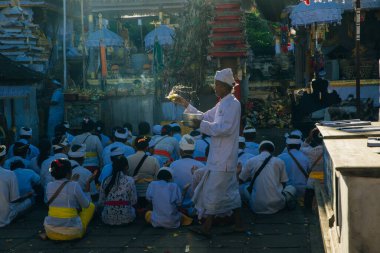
top-left (259, 140), bottom-right (275, 150)
top-left (114, 129), bottom-right (128, 139)
top-left (179, 134), bottom-right (195, 151)
top-left (243, 127), bottom-right (256, 134)
top-left (170, 123), bottom-right (180, 128)
top-left (0, 145), bottom-right (6, 157)
top-left (68, 144), bottom-right (86, 158)
top-left (286, 138), bottom-right (303, 145)
top-left (152, 125), bottom-right (162, 135)
top-left (158, 166), bottom-right (173, 176)
top-left (239, 136), bottom-right (246, 143)
top-left (111, 147), bottom-right (124, 157)
top-left (53, 137), bottom-right (69, 151)
top-left (19, 127), bottom-right (32, 136)
top-left (215, 68), bottom-right (235, 87)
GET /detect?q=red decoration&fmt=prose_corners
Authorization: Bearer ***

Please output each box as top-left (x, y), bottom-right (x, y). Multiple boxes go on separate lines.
top-left (303, 0), bottom-right (310, 5)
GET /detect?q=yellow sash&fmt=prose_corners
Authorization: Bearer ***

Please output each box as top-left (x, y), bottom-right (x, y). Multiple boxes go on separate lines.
top-left (86, 152), bottom-right (97, 158)
top-left (309, 171), bottom-right (324, 180)
top-left (48, 206), bottom-right (78, 219)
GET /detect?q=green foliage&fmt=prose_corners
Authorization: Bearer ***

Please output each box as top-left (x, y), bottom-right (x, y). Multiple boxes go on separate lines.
top-left (165, 0), bottom-right (213, 93)
top-left (245, 11), bottom-right (274, 55)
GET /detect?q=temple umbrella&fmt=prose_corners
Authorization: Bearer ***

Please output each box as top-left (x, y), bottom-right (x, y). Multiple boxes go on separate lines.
top-left (86, 28), bottom-right (124, 48)
top-left (339, 0), bottom-right (380, 10)
top-left (144, 25), bottom-right (174, 50)
top-left (290, 0), bottom-right (343, 27)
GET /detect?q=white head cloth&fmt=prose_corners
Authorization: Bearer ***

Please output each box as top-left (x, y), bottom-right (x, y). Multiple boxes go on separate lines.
top-left (63, 121), bottom-right (70, 129)
top-left (114, 129), bottom-right (128, 139)
top-left (170, 123), bottom-right (180, 128)
top-left (286, 137), bottom-right (303, 145)
top-left (239, 136), bottom-right (246, 143)
top-left (19, 127), bottom-right (32, 136)
top-left (259, 140), bottom-right (275, 150)
top-left (243, 125), bottom-right (256, 134)
top-left (159, 166), bottom-right (173, 176)
top-left (52, 137), bottom-right (69, 151)
top-left (68, 144), bottom-right (86, 158)
top-left (179, 134), bottom-right (195, 151)
top-left (214, 68), bottom-right (235, 87)
top-left (152, 125), bottom-right (162, 135)
top-left (0, 145), bottom-right (6, 157)
top-left (111, 147), bottom-right (124, 157)
top-left (284, 130), bottom-right (303, 139)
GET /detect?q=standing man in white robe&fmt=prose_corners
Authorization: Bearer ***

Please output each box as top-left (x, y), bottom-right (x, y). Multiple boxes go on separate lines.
top-left (172, 68), bottom-right (243, 237)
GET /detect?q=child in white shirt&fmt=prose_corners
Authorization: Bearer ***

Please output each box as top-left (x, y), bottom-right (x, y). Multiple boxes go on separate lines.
top-left (145, 167), bottom-right (192, 228)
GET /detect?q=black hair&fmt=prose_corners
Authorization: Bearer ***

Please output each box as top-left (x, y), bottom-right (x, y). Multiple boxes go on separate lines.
top-left (104, 156), bottom-right (128, 197)
top-left (54, 124), bottom-right (66, 138)
top-left (82, 117), bottom-right (95, 132)
top-left (123, 122), bottom-right (133, 133)
top-left (13, 142), bottom-right (29, 157)
top-left (95, 120), bottom-right (105, 133)
top-left (138, 121), bottom-right (151, 135)
top-left (38, 139), bottom-right (52, 167)
top-left (239, 142), bottom-right (246, 150)
top-left (19, 135), bottom-right (32, 140)
top-left (259, 143), bottom-right (275, 153)
top-left (157, 169), bottom-right (172, 182)
top-left (50, 158), bottom-right (72, 180)
top-left (170, 122), bottom-right (181, 133)
top-left (134, 135), bottom-right (150, 150)
top-left (10, 159), bottom-right (25, 171)
top-left (310, 128), bottom-right (323, 147)
top-left (216, 80), bottom-right (233, 93)
top-left (243, 132), bottom-right (256, 141)
top-left (161, 125), bottom-right (172, 136)
top-left (190, 130), bottom-right (201, 137)
top-left (52, 137), bottom-right (64, 154)
top-left (287, 144), bottom-right (301, 151)
top-left (114, 127), bottom-right (128, 142)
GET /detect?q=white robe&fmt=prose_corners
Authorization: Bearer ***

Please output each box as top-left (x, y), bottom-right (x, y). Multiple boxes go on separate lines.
top-left (185, 94), bottom-right (241, 215)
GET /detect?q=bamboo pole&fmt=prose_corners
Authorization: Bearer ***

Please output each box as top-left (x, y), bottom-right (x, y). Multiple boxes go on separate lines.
top-left (63, 0), bottom-right (67, 90)
top-left (355, 0), bottom-right (361, 117)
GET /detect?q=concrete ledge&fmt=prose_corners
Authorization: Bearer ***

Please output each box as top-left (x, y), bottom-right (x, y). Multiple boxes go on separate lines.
top-left (315, 181), bottom-right (337, 253)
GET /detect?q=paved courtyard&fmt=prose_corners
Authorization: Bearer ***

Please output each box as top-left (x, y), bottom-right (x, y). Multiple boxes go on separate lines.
top-left (0, 128), bottom-right (324, 253)
top-left (0, 204), bottom-right (324, 253)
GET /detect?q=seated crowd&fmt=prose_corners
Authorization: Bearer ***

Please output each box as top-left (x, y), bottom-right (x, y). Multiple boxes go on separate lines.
top-left (0, 119), bottom-right (324, 241)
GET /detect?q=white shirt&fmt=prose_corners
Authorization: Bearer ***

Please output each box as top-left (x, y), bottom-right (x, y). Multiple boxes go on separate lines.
top-left (185, 93), bottom-right (241, 172)
top-left (72, 133), bottom-right (103, 167)
top-left (193, 137), bottom-right (211, 163)
top-left (278, 149), bottom-right (310, 197)
top-left (239, 151), bottom-right (288, 214)
top-left (0, 167), bottom-right (20, 227)
top-left (237, 149), bottom-right (255, 167)
top-left (146, 180), bottom-right (182, 228)
top-left (153, 135), bottom-right (180, 163)
top-left (102, 142), bottom-right (135, 166)
top-left (301, 144), bottom-right (323, 173)
top-left (170, 157), bottom-right (205, 206)
top-left (40, 153), bottom-right (68, 190)
top-left (7, 140), bottom-right (40, 161)
top-left (70, 160), bottom-right (97, 196)
top-left (3, 156), bottom-right (31, 170)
